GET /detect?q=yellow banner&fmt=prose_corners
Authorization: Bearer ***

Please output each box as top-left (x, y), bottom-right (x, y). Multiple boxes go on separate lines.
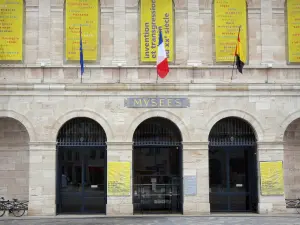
top-left (0, 0), bottom-right (23, 61)
top-left (260, 161), bottom-right (284, 196)
top-left (287, 0), bottom-right (300, 63)
top-left (140, 0), bottom-right (173, 62)
top-left (65, 0), bottom-right (98, 61)
top-left (108, 162), bottom-right (131, 196)
top-left (214, 0), bottom-right (247, 62)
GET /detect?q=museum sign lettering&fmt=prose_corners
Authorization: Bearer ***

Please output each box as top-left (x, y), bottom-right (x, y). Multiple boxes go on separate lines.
top-left (124, 97), bottom-right (190, 108)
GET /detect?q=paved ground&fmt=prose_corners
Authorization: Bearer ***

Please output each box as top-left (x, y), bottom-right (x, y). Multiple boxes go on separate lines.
top-left (1, 216), bottom-right (300, 225)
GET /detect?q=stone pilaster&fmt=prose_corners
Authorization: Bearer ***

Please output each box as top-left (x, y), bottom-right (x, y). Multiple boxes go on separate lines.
top-left (28, 142), bottom-right (56, 216)
top-left (112, 0), bottom-right (127, 65)
top-left (183, 142), bottom-right (210, 214)
top-left (261, 0), bottom-right (273, 64)
top-left (257, 142), bottom-right (287, 214)
top-left (106, 142), bottom-right (133, 215)
top-left (37, 0), bottom-right (51, 65)
top-left (187, 0), bottom-right (202, 66)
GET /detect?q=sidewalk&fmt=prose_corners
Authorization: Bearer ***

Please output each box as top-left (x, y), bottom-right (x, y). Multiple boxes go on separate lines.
top-left (1, 215), bottom-right (300, 225)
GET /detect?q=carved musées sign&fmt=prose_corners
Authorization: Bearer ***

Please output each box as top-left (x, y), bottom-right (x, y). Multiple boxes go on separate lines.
top-left (124, 97), bottom-right (190, 108)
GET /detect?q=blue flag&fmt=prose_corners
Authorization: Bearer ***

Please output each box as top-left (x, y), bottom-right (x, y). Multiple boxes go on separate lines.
top-left (80, 26), bottom-right (84, 75)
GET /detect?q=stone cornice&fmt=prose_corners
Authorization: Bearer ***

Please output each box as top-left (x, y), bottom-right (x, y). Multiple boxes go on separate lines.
top-left (0, 64), bottom-right (300, 69)
top-left (0, 83), bottom-right (299, 97)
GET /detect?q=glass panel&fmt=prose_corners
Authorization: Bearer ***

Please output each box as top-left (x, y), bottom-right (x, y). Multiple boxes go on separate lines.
top-left (133, 147), bottom-right (181, 213)
top-left (209, 194), bottom-right (228, 212)
top-left (229, 149), bottom-right (247, 192)
top-left (230, 194), bottom-right (249, 211)
top-left (59, 148), bottom-right (82, 213)
top-left (209, 148), bottom-right (227, 192)
top-left (83, 148), bottom-right (106, 212)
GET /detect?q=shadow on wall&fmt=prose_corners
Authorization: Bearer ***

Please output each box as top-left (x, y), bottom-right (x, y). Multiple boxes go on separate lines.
top-left (284, 118), bottom-right (300, 200)
top-left (0, 117), bottom-right (30, 201)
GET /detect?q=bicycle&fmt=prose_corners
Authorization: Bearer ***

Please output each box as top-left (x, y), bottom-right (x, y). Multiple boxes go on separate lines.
top-left (286, 198), bottom-right (300, 213)
top-left (0, 197), bottom-right (28, 217)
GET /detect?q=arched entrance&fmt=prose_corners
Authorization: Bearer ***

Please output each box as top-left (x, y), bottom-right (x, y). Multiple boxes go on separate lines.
top-left (283, 118), bottom-right (300, 201)
top-left (133, 117), bottom-right (183, 214)
top-left (56, 117), bottom-right (107, 214)
top-left (0, 117), bottom-right (30, 201)
top-left (208, 117), bottom-right (258, 212)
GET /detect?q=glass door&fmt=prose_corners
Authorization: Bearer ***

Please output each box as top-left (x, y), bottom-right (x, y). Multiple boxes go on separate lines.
top-left (133, 147), bottom-right (182, 213)
top-left (58, 148), bottom-right (84, 213)
top-left (228, 148), bottom-right (249, 211)
top-left (209, 147), bottom-right (256, 212)
top-left (82, 148), bottom-right (106, 213)
top-left (58, 147), bottom-right (106, 214)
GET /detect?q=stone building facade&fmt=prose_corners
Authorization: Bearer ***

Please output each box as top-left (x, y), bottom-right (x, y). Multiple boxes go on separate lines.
top-left (0, 0), bottom-right (300, 216)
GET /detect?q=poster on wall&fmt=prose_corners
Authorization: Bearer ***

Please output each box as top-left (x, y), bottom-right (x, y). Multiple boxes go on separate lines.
top-left (65, 0), bottom-right (98, 61)
top-left (260, 161), bottom-right (284, 196)
top-left (214, 0), bottom-right (247, 63)
top-left (0, 0), bottom-right (23, 61)
top-left (140, 0), bottom-right (174, 62)
top-left (287, 0), bottom-right (300, 63)
top-left (108, 162), bottom-right (131, 196)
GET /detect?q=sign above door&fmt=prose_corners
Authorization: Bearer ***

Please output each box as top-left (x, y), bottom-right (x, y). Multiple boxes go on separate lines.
top-left (124, 97), bottom-right (190, 108)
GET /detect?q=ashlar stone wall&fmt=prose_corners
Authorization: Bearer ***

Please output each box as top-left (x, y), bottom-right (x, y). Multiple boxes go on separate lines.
top-left (0, 118), bottom-right (29, 201)
top-left (284, 118), bottom-right (300, 199)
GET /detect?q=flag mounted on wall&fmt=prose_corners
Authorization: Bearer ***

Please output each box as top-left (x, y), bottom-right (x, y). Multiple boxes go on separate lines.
top-left (80, 26), bottom-right (84, 76)
top-left (156, 29), bottom-right (169, 78)
top-left (234, 26), bottom-right (245, 74)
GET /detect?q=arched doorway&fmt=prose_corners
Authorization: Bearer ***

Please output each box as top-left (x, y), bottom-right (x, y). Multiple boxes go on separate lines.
top-left (0, 117), bottom-right (30, 201)
top-left (56, 117), bottom-right (107, 214)
top-left (208, 117), bottom-right (258, 212)
top-left (133, 117), bottom-right (183, 214)
top-left (284, 118), bottom-right (300, 202)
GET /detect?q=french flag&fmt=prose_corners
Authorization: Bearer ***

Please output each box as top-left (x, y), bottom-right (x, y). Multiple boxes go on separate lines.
top-left (156, 29), bottom-right (169, 78)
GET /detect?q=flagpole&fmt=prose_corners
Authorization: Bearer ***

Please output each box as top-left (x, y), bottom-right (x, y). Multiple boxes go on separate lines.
top-left (231, 25), bottom-right (241, 80)
top-left (79, 24), bottom-right (84, 84)
top-left (156, 27), bottom-right (159, 84)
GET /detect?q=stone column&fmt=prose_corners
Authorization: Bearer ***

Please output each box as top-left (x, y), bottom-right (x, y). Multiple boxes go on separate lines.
top-left (112, 0), bottom-right (127, 65)
top-left (187, 0), bottom-right (202, 66)
top-left (37, 0), bottom-right (51, 65)
top-left (106, 142), bottom-right (133, 215)
top-left (183, 142), bottom-right (210, 214)
top-left (257, 142), bottom-right (287, 214)
top-left (28, 142), bottom-right (56, 216)
top-left (260, 0), bottom-right (273, 64)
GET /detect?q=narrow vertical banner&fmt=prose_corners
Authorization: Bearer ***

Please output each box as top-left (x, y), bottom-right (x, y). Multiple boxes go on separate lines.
top-left (214, 0), bottom-right (247, 63)
top-left (65, 0), bottom-right (98, 61)
top-left (287, 0), bottom-right (300, 63)
top-left (0, 0), bottom-right (23, 61)
top-left (140, 0), bottom-right (173, 63)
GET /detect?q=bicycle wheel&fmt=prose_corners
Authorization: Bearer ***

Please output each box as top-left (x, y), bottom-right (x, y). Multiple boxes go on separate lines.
top-left (12, 206), bottom-right (25, 217)
top-left (0, 204), bottom-right (5, 217)
top-left (296, 200), bottom-right (300, 214)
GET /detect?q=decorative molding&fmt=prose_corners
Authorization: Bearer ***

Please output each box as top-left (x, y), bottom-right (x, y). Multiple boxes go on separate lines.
top-left (1, 64), bottom-right (300, 69)
top-left (0, 84), bottom-right (300, 96)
